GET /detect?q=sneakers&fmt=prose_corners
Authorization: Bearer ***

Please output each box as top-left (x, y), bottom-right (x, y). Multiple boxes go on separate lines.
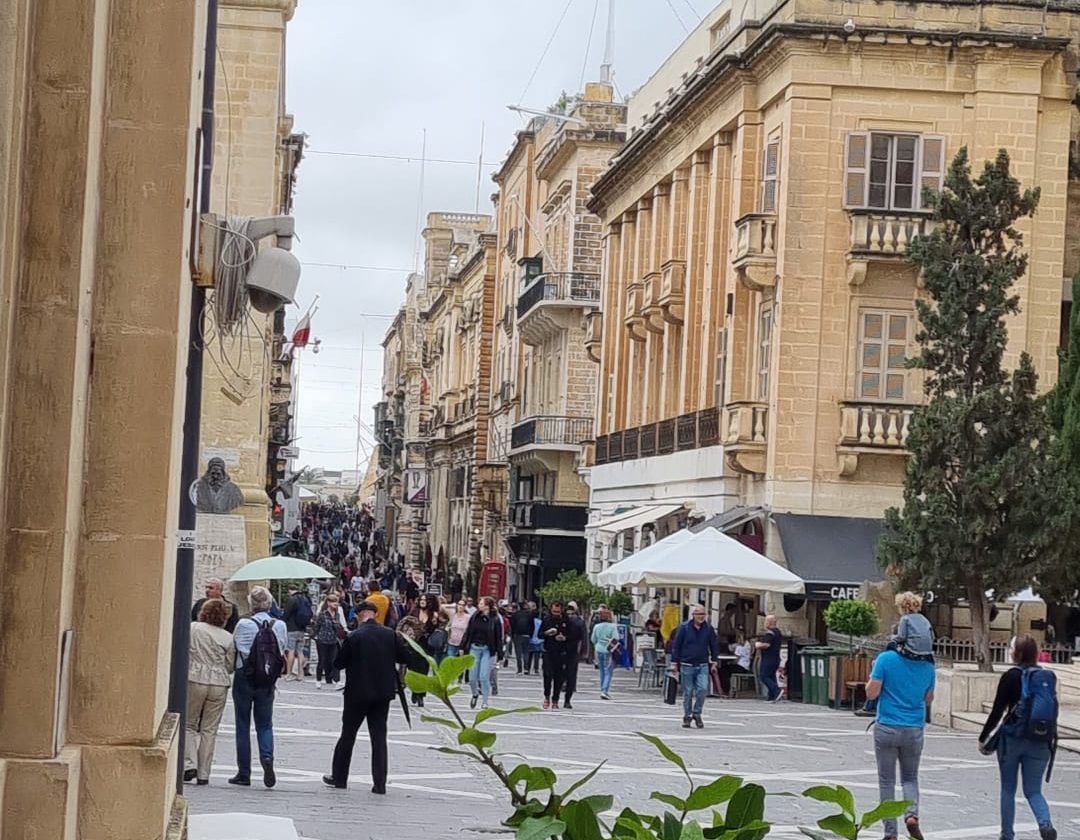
top-left (682, 719), bottom-right (692, 728)
top-left (543, 699), bottom-right (551, 710)
top-left (904, 817), bottom-right (923, 840)
top-left (551, 701), bottom-right (559, 710)
top-left (315, 681), bottom-right (323, 690)
top-left (693, 716), bottom-right (704, 729)
top-left (600, 692), bottom-right (611, 700)
top-left (322, 774), bottom-right (346, 789)
top-left (183, 768), bottom-right (197, 782)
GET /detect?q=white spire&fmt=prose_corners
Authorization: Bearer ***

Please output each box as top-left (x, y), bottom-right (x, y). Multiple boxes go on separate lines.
top-left (600, 0), bottom-right (615, 84)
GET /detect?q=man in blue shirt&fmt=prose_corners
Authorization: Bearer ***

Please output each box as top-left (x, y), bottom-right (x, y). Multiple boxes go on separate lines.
top-left (866, 649), bottom-right (936, 840)
top-left (671, 605), bottom-right (719, 729)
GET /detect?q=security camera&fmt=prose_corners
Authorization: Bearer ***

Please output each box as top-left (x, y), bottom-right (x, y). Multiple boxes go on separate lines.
top-left (247, 246), bottom-right (301, 313)
top-left (843, 18), bottom-right (856, 33)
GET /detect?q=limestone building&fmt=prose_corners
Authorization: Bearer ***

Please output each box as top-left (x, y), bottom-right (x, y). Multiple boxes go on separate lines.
top-left (586, 0), bottom-right (1080, 634)
top-left (0, 0), bottom-right (209, 836)
top-left (488, 82), bottom-right (627, 599)
top-left (197, 0), bottom-right (301, 586)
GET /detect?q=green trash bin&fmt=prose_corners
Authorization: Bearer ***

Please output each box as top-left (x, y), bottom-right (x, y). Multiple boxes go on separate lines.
top-left (800, 647), bottom-right (847, 706)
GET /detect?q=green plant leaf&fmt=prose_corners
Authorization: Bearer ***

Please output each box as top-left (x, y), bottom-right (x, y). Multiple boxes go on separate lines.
top-left (724, 784), bottom-right (766, 829)
top-left (562, 800), bottom-right (604, 840)
top-left (651, 791), bottom-right (688, 811)
top-left (662, 812), bottom-right (683, 840)
top-left (419, 713), bottom-right (460, 730)
top-left (711, 819), bottom-right (772, 840)
top-left (797, 828), bottom-right (831, 840)
top-left (476, 705), bottom-right (542, 724)
top-left (402, 633), bottom-right (438, 672)
top-left (434, 746), bottom-right (478, 758)
top-left (509, 764), bottom-right (558, 793)
top-left (816, 814), bottom-right (857, 840)
top-left (614, 815), bottom-right (658, 840)
top-left (560, 761), bottom-right (606, 800)
top-left (579, 794), bottom-right (615, 815)
top-left (458, 727), bottom-right (497, 750)
top-left (636, 732), bottom-right (692, 786)
top-left (507, 799), bottom-right (549, 826)
top-left (680, 821), bottom-right (706, 840)
top-left (859, 800), bottom-right (912, 829)
top-left (802, 785), bottom-right (856, 820)
top-left (684, 776), bottom-right (742, 812)
top-left (438, 653), bottom-right (475, 685)
top-left (516, 815), bottom-right (567, 840)
top-left (404, 671), bottom-right (442, 697)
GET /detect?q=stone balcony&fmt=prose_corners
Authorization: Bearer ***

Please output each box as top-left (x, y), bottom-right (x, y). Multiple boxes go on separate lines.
top-left (643, 271), bottom-right (665, 334)
top-left (847, 211), bottom-right (936, 286)
top-left (624, 280), bottom-right (646, 341)
top-left (837, 400), bottom-right (916, 476)
top-left (723, 400), bottom-right (768, 474)
top-left (585, 310), bottom-right (602, 363)
top-left (733, 213), bottom-right (777, 291)
top-left (517, 272), bottom-right (600, 346)
top-left (660, 258), bottom-right (685, 323)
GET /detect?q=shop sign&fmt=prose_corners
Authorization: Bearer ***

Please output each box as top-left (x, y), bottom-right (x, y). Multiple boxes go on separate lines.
top-left (805, 582), bottom-right (862, 602)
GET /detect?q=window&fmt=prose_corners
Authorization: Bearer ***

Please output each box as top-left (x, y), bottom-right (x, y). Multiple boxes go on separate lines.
top-left (710, 13), bottom-right (731, 47)
top-left (858, 310), bottom-right (910, 401)
top-left (844, 132), bottom-right (944, 211)
top-left (714, 327), bottom-right (727, 406)
top-left (761, 138), bottom-right (779, 213)
top-left (757, 307), bottom-right (773, 399)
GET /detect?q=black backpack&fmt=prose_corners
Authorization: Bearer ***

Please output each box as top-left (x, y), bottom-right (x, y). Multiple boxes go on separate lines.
top-left (243, 618), bottom-right (284, 688)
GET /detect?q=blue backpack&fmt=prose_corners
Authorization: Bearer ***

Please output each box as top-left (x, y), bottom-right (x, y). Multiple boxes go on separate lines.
top-left (1006, 666), bottom-right (1059, 778)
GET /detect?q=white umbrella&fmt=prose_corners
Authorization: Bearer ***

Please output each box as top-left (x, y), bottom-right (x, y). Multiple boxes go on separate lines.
top-left (601, 527), bottom-right (804, 594)
top-left (229, 556), bottom-right (334, 582)
top-left (596, 529), bottom-right (693, 587)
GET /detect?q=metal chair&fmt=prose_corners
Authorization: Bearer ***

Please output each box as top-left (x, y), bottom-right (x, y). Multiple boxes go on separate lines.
top-left (729, 650), bottom-right (759, 699)
top-left (638, 647), bottom-right (663, 690)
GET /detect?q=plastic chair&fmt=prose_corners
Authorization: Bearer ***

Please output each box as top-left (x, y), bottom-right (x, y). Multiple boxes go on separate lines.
top-left (638, 647), bottom-right (663, 690)
top-left (729, 650), bottom-right (759, 699)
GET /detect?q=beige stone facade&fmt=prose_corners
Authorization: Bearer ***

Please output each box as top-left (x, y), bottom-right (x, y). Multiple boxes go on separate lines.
top-left (0, 0), bottom-right (209, 836)
top-left (587, 0), bottom-right (1080, 630)
top-left (489, 83), bottom-right (627, 598)
top-left (198, 0), bottom-right (300, 590)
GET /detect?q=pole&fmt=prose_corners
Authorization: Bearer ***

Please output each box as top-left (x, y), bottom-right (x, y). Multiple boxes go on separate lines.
top-left (600, 0), bottom-right (615, 83)
top-left (474, 122), bottom-right (485, 215)
top-left (168, 0), bottom-right (216, 794)
top-left (355, 333), bottom-right (365, 476)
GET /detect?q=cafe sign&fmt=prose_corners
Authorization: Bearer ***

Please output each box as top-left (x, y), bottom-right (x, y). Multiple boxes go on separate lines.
top-left (804, 582), bottom-right (862, 602)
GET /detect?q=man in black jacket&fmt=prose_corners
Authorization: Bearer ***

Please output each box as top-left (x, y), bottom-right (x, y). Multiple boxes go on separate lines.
top-left (510, 601), bottom-right (537, 675)
top-left (322, 600), bottom-right (423, 794)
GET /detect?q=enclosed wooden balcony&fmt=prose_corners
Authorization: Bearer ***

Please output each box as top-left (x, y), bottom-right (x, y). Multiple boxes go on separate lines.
top-left (660, 258), bottom-right (685, 324)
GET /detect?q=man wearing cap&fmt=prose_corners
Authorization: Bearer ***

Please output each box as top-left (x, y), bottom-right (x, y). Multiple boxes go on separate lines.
top-left (323, 600), bottom-right (423, 794)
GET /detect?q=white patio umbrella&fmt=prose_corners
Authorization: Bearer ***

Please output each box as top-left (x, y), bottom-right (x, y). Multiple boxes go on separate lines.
top-left (599, 526), bottom-right (804, 594)
top-left (595, 528), bottom-right (693, 587)
top-left (229, 555), bottom-right (334, 582)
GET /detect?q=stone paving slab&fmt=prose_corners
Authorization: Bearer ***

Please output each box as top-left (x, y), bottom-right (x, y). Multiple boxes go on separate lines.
top-left (188, 666), bottom-right (1080, 840)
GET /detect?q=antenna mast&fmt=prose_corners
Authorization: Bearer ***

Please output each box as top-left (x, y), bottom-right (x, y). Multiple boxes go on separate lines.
top-left (600, 0), bottom-right (615, 83)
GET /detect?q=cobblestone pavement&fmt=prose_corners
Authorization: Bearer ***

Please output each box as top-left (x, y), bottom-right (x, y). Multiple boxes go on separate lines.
top-left (188, 664), bottom-right (1080, 840)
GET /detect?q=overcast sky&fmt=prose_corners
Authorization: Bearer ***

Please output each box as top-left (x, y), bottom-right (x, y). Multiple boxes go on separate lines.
top-left (287, 0), bottom-right (712, 471)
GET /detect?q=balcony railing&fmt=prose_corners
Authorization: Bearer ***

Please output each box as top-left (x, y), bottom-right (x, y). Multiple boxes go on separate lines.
top-left (839, 402), bottom-right (915, 449)
top-left (517, 272), bottom-right (601, 320)
top-left (510, 415), bottom-right (592, 451)
top-left (723, 401), bottom-right (768, 475)
top-left (510, 500), bottom-right (588, 532)
top-left (594, 408), bottom-right (721, 466)
top-left (733, 213), bottom-right (778, 291)
top-left (847, 211), bottom-right (935, 286)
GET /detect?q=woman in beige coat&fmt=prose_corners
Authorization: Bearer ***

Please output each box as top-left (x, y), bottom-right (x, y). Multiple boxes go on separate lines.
top-left (185, 598), bottom-right (236, 784)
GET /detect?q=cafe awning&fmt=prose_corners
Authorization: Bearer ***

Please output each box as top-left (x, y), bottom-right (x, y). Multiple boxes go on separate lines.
top-left (772, 513), bottom-right (884, 600)
top-left (592, 502), bottom-right (687, 539)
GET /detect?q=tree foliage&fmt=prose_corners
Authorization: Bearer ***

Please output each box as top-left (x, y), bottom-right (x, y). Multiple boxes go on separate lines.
top-left (539, 570), bottom-right (606, 613)
top-left (606, 590), bottom-right (634, 618)
top-left (823, 600), bottom-right (878, 652)
top-left (877, 148), bottom-right (1074, 670)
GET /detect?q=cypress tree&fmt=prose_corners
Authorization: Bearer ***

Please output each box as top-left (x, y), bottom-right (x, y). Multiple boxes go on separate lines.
top-left (877, 148), bottom-right (1072, 671)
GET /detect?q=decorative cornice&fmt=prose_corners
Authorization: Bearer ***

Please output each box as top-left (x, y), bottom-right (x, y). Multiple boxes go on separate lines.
top-left (221, 0), bottom-right (298, 21)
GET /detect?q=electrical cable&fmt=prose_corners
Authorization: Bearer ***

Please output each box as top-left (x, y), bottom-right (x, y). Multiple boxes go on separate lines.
top-left (664, 0), bottom-right (691, 33)
top-left (306, 149), bottom-right (501, 167)
top-left (300, 261), bottom-right (412, 274)
top-left (682, 0), bottom-right (703, 22)
top-left (580, 0), bottom-right (601, 91)
top-left (213, 216), bottom-right (256, 335)
top-left (518, 0), bottom-right (575, 105)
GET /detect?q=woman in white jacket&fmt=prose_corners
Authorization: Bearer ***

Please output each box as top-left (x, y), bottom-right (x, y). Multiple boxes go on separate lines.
top-left (186, 598), bottom-right (236, 784)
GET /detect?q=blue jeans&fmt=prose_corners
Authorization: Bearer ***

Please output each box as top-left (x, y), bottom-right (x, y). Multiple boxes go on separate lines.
top-left (597, 651), bottom-right (613, 695)
top-left (680, 664), bottom-right (709, 720)
top-left (760, 660), bottom-right (780, 700)
top-left (997, 733), bottom-right (1053, 839)
top-left (232, 676), bottom-right (275, 776)
top-left (469, 645), bottom-right (493, 703)
top-left (874, 724), bottom-right (923, 837)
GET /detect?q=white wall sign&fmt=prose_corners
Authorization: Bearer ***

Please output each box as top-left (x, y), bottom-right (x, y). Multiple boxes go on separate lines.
top-left (194, 513), bottom-right (248, 582)
top-left (201, 447), bottom-right (241, 468)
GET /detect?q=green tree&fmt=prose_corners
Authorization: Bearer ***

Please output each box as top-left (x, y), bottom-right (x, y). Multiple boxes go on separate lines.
top-left (823, 600), bottom-right (878, 653)
top-left (878, 148), bottom-right (1073, 672)
top-left (538, 570), bottom-right (605, 613)
top-left (605, 590), bottom-right (634, 618)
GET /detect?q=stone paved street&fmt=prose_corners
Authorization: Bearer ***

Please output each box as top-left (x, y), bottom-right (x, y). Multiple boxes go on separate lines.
top-left (188, 664), bottom-right (1080, 840)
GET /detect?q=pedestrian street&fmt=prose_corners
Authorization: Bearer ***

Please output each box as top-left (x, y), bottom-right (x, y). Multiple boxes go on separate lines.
top-left (188, 667), bottom-right (1080, 840)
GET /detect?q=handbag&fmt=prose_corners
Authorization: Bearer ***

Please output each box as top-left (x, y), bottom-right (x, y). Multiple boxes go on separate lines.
top-left (428, 627), bottom-right (449, 653)
top-left (606, 635), bottom-right (622, 656)
top-left (334, 620), bottom-right (347, 642)
top-left (663, 672), bottom-right (679, 705)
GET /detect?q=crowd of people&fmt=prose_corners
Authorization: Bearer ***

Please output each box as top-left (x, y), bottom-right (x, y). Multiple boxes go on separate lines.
top-left (182, 507), bottom-right (1062, 840)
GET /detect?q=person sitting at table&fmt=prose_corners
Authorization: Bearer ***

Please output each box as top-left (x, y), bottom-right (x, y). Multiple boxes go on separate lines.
top-left (719, 633), bottom-right (752, 697)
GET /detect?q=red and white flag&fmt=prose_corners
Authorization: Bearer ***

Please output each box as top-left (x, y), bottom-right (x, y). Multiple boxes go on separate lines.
top-left (291, 312), bottom-right (312, 348)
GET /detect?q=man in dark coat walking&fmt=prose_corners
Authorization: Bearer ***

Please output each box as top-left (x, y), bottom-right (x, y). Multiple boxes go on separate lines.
top-left (322, 600), bottom-right (423, 793)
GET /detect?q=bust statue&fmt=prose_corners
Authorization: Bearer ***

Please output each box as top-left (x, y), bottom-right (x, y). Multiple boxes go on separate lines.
top-left (194, 457), bottom-right (245, 514)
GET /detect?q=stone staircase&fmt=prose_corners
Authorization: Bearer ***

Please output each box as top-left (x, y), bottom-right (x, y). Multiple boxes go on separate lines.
top-left (951, 662), bottom-right (1080, 754)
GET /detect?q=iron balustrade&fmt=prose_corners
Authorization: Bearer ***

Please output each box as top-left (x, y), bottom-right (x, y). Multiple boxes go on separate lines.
top-left (510, 500), bottom-right (588, 532)
top-left (657, 419), bottom-right (675, 454)
top-left (676, 412), bottom-right (698, 451)
top-left (517, 272), bottom-right (601, 320)
top-left (510, 415), bottom-right (592, 450)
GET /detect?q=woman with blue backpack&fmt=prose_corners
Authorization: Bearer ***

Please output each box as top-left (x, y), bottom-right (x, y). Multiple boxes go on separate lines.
top-left (979, 635), bottom-right (1059, 840)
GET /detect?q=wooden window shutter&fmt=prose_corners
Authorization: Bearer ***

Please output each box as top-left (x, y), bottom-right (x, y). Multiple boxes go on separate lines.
top-left (761, 140), bottom-right (780, 213)
top-left (919, 135), bottom-right (946, 209)
top-left (843, 131), bottom-right (870, 209)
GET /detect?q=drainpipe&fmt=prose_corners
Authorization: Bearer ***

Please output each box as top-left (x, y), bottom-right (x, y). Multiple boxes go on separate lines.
top-left (168, 0), bottom-right (217, 794)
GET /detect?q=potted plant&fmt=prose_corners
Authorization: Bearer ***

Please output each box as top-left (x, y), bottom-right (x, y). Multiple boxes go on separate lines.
top-left (823, 599), bottom-right (879, 707)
